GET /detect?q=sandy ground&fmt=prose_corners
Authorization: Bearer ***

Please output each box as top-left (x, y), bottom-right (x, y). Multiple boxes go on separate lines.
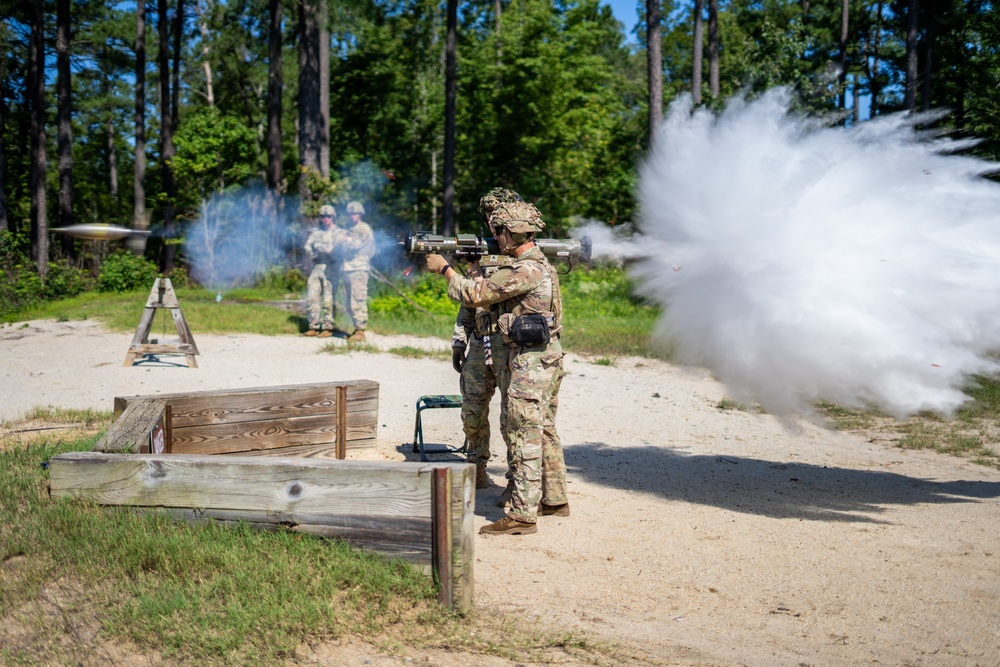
top-left (2, 318), bottom-right (999, 667)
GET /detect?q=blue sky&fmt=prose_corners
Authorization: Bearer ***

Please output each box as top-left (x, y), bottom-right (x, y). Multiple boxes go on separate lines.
top-left (601, 0), bottom-right (640, 43)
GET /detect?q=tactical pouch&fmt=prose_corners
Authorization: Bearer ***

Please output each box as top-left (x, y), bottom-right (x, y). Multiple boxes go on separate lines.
top-left (510, 313), bottom-right (551, 346)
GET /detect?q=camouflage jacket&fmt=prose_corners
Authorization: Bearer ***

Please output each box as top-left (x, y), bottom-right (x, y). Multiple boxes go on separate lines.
top-left (451, 257), bottom-right (513, 348)
top-left (340, 221), bottom-right (375, 271)
top-left (447, 246), bottom-right (562, 341)
top-left (304, 227), bottom-right (345, 264)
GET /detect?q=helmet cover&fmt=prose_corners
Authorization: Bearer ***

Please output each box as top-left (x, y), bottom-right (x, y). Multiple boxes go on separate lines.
top-left (488, 200), bottom-right (546, 234)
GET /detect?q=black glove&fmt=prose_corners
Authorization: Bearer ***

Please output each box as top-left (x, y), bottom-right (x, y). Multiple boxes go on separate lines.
top-left (452, 346), bottom-right (465, 373)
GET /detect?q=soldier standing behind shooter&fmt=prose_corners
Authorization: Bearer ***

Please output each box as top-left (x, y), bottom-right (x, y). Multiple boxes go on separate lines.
top-left (451, 188), bottom-right (522, 494)
top-left (427, 198), bottom-right (569, 536)
top-left (303, 205), bottom-right (345, 337)
top-left (340, 201), bottom-right (375, 342)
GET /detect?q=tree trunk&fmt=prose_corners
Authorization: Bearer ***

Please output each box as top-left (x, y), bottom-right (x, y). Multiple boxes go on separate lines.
top-left (692, 0), bottom-right (703, 105)
top-left (56, 0), bottom-right (74, 257)
top-left (159, 0), bottom-right (177, 271)
top-left (646, 0), bottom-right (662, 144)
top-left (29, 0), bottom-right (48, 278)
top-left (266, 0), bottom-right (282, 189)
top-left (495, 0), bottom-right (502, 66)
top-left (708, 0), bottom-right (719, 98)
top-left (198, 1), bottom-right (215, 106)
top-left (135, 0), bottom-right (147, 231)
top-left (838, 0), bottom-right (848, 112)
top-left (868, 0), bottom-right (883, 116)
top-left (0, 34), bottom-right (8, 233)
top-left (298, 0), bottom-right (321, 194)
top-left (319, 0), bottom-right (329, 178)
top-left (442, 0), bottom-right (456, 236)
top-left (108, 115), bottom-right (118, 199)
top-left (920, 0), bottom-right (936, 111)
top-left (172, 0), bottom-right (184, 130)
top-left (905, 0), bottom-right (918, 111)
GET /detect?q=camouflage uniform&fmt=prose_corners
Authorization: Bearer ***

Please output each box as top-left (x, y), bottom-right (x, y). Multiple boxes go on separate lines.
top-left (447, 232), bottom-right (567, 524)
top-left (340, 202), bottom-right (375, 332)
top-left (452, 258), bottom-right (513, 471)
top-left (304, 217), bottom-right (345, 331)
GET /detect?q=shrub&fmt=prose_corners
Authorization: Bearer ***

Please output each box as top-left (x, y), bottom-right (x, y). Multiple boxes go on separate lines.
top-left (0, 230), bottom-right (91, 318)
top-left (255, 265), bottom-right (307, 293)
top-left (97, 251), bottom-right (161, 293)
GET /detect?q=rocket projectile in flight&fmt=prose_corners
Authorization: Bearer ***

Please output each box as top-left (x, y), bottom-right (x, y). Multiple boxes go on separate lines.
top-left (51, 224), bottom-right (152, 241)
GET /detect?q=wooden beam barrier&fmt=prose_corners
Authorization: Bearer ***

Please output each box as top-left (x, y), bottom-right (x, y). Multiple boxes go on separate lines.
top-left (104, 380), bottom-right (379, 458)
top-left (48, 452), bottom-right (475, 612)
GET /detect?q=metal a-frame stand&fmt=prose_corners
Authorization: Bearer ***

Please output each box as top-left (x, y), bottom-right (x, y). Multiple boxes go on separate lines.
top-left (123, 278), bottom-right (200, 368)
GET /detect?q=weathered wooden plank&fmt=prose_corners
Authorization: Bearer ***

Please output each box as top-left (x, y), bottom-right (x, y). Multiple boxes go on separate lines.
top-left (432, 468), bottom-right (453, 607)
top-left (450, 463), bottom-right (475, 613)
top-left (169, 414), bottom-right (341, 455)
top-left (228, 438), bottom-right (375, 458)
top-left (114, 381), bottom-right (378, 425)
top-left (92, 399), bottom-right (166, 453)
top-left (49, 452), bottom-right (474, 612)
top-left (50, 452), bottom-right (435, 517)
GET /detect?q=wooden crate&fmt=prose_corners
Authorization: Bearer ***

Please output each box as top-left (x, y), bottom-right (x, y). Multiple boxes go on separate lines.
top-left (96, 380), bottom-right (378, 458)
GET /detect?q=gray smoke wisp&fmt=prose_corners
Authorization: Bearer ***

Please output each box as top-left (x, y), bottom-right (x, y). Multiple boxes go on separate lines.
top-left (184, 185), bottom-right (300, 289)
top-left (630, 88), bottom-right (1000, 418)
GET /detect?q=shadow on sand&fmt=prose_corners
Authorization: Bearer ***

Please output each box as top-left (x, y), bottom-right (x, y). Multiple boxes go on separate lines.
top-left (565, 442), bottom-right (1000, 524)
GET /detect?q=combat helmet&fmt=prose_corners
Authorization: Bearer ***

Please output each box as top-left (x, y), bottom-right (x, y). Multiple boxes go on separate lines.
top-left (487, 200), bottom-right (546, 234)
top-left (319, 204), bottom-right (336, 217)
top-left (479, 187), bottom-right (523, 223)
top-left (346, 201), bottom-right (365, 215)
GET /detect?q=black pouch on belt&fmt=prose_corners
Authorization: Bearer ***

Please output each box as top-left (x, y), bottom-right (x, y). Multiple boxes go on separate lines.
top-left (510, 313), bottom-right (551, 346)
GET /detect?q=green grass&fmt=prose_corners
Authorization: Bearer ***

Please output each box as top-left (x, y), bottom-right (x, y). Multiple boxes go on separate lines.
top-left (0, 431), bottom-right (638, 666)
top-left (5, 287), bottom-right (304, 335)
top-left (386, 346), bottom-right (451, 360)
top-left (815, 377), bottom-right (1000, 470)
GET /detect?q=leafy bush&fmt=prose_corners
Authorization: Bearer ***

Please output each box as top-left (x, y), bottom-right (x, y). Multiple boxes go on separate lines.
top-left (0, 230), bottom-right (92, 318)
top-left (254, 265), bottom-right (307, 294)
top-left (369, 272), bottom-right (456, 316)
top-left (97, 251), bottom-right (161, 293)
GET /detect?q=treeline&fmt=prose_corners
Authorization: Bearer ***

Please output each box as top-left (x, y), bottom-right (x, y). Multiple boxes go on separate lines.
top-left (0, 0), bottom-right (997, 285)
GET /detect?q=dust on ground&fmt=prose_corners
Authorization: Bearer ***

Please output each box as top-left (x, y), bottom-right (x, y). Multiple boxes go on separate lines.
top-left (2, 319), bottom-right (998, 666)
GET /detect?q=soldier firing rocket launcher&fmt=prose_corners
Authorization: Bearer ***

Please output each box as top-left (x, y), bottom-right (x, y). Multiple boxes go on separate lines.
top-left (401, 231), bottom-right (593, 269)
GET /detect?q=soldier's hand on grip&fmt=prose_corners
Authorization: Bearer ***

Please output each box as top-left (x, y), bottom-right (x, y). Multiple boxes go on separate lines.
top-left (425, 254), bottom-right (450, 274)
top-left (452, 346), bottom-right (465, 373)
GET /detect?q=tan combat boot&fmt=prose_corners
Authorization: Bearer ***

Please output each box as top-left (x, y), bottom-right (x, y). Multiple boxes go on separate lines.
top-left (479, 514), bottom-right (536, 536)
top-left (347, 330), bottom-right (366, 342)
top-left (475, 465), bottom-right (490, 489)
top-left (302, 329), bottom-right (320, 337)
top-left (538, 502), bottom-right (570, 517)
top-left (316, 330), bottom-right (333, 338)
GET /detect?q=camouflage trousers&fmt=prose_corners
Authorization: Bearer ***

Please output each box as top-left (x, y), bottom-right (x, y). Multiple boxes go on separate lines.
top-left (306, 263), bottom-right (339, 330)
top-left (460, 333), bottom-right (510, 468)
top-left (505, 339), bottom-right (567, 523)
top-left (344, 270), bottom-right (369, 331)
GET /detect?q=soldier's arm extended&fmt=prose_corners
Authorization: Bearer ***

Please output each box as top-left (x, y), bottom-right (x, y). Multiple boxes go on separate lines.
top-left (446, 263), bottom-right (542, 309)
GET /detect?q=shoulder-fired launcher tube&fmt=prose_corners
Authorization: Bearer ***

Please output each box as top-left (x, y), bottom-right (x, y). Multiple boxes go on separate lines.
top-left (403, 232), bottom-right (592, 265)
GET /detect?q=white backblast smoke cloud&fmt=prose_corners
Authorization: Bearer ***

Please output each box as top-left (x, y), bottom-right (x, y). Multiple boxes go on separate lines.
top-left (627, 88), bottom-right (1000, 418)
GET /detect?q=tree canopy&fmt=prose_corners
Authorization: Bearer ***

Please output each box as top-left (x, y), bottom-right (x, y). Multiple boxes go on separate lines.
top-left (0, 0), bottom-right (996, 284)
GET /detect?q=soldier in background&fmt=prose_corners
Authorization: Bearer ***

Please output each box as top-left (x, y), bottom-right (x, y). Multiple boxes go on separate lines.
top-left (427, 199), bottom-right (569, 536)
top-left (451, 188), bottom-right (521, 494)
top-left (339, 201), bottom-right (376, 342)
top-left (303, 205), bottom-right (344, 337)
